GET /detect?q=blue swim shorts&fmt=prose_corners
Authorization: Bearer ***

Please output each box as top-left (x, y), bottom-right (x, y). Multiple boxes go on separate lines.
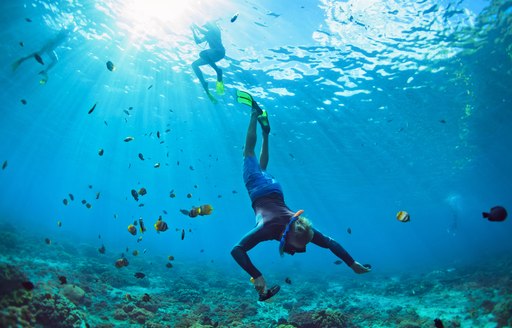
top-left (243, 156), bottom-right (283, 202)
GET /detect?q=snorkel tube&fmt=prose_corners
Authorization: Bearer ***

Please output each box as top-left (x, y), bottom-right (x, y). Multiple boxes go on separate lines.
top-left (278, 209), bottom-right (304, 257)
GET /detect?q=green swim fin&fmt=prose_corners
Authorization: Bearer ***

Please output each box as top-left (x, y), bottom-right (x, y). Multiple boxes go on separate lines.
top-left (236, 90), bottom-right (253, 107)
top-left (216, 81), bottom-right (225, 95)
top-left (258, 110), bottom-right (270, 134)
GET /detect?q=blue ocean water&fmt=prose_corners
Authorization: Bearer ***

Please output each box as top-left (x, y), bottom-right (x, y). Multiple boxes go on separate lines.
top-left (1, 0), bottom-right (511, 327)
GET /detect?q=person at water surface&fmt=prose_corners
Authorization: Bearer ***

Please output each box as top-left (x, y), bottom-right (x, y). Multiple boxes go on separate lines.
top-left (12, 28), bottom-right (72, 84)
top-left (190, 21), bottom-right (225, 103)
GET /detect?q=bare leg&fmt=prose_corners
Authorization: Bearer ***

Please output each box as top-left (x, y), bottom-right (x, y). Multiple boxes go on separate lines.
top-left (191, 58), bottom-right (209, 92)
top-left (209, 62), bottom-right (223, 82)
top-left (12, 53), bottom-right (38, 71)
top-left (260, 131), bottom-right (269, 170)
top-left (244, 110), bottom-right (259, 158)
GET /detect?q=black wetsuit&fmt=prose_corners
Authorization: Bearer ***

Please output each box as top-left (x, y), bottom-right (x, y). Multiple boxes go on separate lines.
top-left (231, 192), bottom-right (355, 279)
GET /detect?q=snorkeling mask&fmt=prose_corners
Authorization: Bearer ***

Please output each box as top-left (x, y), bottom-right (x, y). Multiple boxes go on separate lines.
top-left (279, 209), bottom-right (304, 257)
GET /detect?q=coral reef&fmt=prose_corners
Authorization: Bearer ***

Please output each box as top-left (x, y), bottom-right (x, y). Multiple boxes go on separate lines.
top-left (289, 308), bottom-right (349, 328)
top-left (1, 230), bottom-right (511, 327)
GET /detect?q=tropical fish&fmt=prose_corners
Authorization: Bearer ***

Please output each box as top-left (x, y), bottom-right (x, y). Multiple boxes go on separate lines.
top-left (131, 189), bottom-right (139, 201)
top-left (168, 255), bottom-right (174, 261)
top-left (2, 160), bottom-right (7, 170)
top-left (63, 199), bottom-right (68, 206)
top-left (106, 60), bottom-right (115, 71)
top-left (169, 190), bottom-right (176, 198)
top-left (154, 217), bottom-right (168, 232)
top-left (124, 136), bottom-right (134, 142)
top-left (132, 250), bottom-right (139, 256)
top-left (98, 244), bottom-right (106, 254)
top-left (334, 260), bottom-right (342, 265)
top-left (58, 276), bottom-right (67, 284)
top-left (139, 217), bottom-right (146, 233)
top-left (88, 103), bottom-right (97, 114)
top-left (21, 281), bottom-right (35, 291)
top-left (154, 163), bottom-right (160, 168)
top-left (147, 85), bottom-right (153, 90)
top-left (138, 153), bottom-right (144, 160)
top-left (186, 193), bottom-right (192, 198)
top-left (21, 99), bottom-right (27, 105)
top-left (69, 193), bottom-right (74, 201)
top-left (127, 224), bottom-right (137, 235)
top-left (285, 277), bottom-right (292, 284)
top-left (180, 209), bottom-right (190, 216)
top-left (188, 204), bottom-right (214, 218)
top-left (230, 13), bottom-right (239, 23)
top-left (57, 221), bottom-right (62, 227)
top-left (166, 262), bottom-right (173, 269)
top-left (347, 227), bottom-right (352, 234)
top-left (115, 257), bottom-right (129, 268)
top-left (482, 206), bottom-right (508, 222)
top-left (138, 188), bottom-right (147, 196)
top-left (181, 229), bottom-right (185, 240)
top-left (396, 211), bottom-right (410, 222)
top-left (45, 238), bottom-right (51, 245)
top-left (98, 148), bottom-right (104, 156)
top-left (134, 272), bottom-right (145, 279)
top-left (34, 53), bottom-right (44, 65)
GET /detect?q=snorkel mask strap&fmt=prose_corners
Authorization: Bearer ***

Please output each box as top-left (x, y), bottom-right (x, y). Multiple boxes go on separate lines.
top-left (279, 209), bottom-right (304, 257)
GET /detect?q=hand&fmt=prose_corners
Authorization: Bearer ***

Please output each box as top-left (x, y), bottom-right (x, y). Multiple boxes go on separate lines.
top-left (253, 276), bottom-right (267, 295)
top-left (350, 261), bottom-right (371, 274)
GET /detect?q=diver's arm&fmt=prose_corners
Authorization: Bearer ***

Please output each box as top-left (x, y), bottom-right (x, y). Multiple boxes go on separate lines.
top-left (191, 25), bottom-right (206, 44)
top-left (311, 228), bottom-right (355, 266)
top-left (231, 225), bottom-right (275, 278)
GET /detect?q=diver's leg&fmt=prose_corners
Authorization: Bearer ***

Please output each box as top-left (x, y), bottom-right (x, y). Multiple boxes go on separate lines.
top-left (12, 53), bottom-right (37, 71)
top-left (44, 51), bottom-right (59, 73)
top-left (192, 59), bottom-right (208, 90)
top-left (259, 130), bottom-right (269, 170)
top-left (209, 62), bottom-right (223, 82)
top-left (244, 110), bottom-right (259, 157)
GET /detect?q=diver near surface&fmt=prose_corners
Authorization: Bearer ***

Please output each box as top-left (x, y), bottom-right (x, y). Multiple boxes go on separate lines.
top-left (190, 21), bottom-right (225, 103)
top-left (231, 91), bottom-right (371, 301)
top-left (12, 28), bottom-right (71, 84)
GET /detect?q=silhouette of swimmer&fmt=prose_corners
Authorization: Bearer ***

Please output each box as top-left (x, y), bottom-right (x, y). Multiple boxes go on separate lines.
top-left (12, 28), bottom-right (71, 84)
top-left (190, 21), bottom-right (225, 103)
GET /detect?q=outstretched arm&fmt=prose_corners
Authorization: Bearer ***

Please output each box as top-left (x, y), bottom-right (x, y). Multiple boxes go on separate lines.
top-left (311, 228), bottom-right (355, 265)
top-left (311, 228), bottom-right (371, 274)
top-left (231, 224), bottom-right (275, 278)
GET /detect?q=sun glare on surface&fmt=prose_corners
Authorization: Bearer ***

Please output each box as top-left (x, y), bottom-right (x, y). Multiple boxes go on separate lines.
top-left (117, 0), bottom-right (203, 41)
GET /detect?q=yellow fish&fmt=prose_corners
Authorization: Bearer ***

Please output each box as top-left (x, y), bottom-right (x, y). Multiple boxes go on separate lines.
top-left (396, 211), bottom-right (410, 222)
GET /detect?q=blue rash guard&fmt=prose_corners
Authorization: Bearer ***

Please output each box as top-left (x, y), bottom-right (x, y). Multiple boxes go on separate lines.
top-left (231, 156), bottom-right (355, 279)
